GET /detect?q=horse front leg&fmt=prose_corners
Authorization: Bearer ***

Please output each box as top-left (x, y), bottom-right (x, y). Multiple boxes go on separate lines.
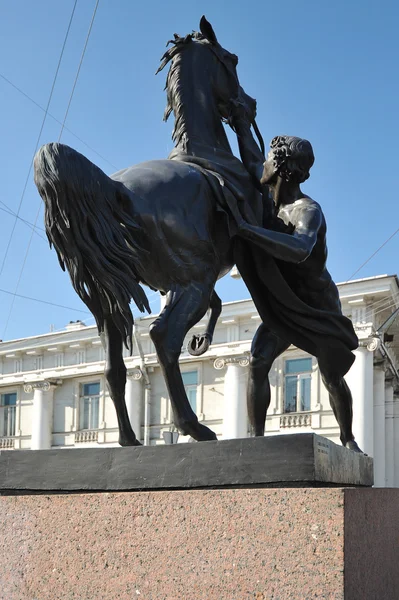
top-left (102, 316), bottom-right (141, 446)
top-left (150, 285), bottom-right (218, 441)
top-left (187, 291), bottom-right (222, 356)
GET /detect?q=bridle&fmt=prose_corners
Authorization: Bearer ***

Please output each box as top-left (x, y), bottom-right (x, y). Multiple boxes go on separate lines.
top-left (208, 42), bottom-right (265, 157)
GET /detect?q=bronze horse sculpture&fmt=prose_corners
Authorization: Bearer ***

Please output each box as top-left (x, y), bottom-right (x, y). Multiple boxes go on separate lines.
top-left (34, 18), bottom-right (265, 445)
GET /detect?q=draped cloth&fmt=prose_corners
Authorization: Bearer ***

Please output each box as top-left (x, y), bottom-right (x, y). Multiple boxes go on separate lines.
top-left (169, 146), bottom-right (358, 377)
top-left (168, 144), bottom-right (262, 225)
top-left (235, 241), bottom-right (358, 375)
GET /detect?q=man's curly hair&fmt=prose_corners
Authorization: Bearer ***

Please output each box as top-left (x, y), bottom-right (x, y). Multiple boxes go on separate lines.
top-left (270, 135), bottom-right (314, 184)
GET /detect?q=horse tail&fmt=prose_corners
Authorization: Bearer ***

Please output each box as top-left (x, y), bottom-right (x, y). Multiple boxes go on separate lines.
top-left (34, 142), bottom-right (151, 352)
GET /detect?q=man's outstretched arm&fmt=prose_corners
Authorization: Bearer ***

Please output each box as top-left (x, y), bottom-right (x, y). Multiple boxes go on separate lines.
top-left (237, 204), bottom-right (322, 263)
top-left (233, 116), bottom-right (265, 189)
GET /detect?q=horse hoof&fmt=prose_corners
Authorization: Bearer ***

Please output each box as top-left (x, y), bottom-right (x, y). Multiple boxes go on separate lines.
top-left (187, 333), bottom-right (211, 356)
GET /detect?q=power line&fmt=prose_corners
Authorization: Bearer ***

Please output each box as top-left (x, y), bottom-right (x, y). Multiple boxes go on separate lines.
top-left (0, 288), bottom-right (160, 342)
top-left (0, 199), bottom-right (46, 231)
top-left (46, 291), bottom-right (161, 335)
top-left (2, 0), bottom-right (101, 340)
top-left (365, 292), bottom-right (399, 318)
top-left (0, 72), bottom-right (118, 171)
top-left (371, 298), bottom-right (399, 320)
top-left (347, 226), bottom-right (399, 282)
top-left (57, 0), bottom-right (100, 142)
top-left (0, 0), bottom-right (79, 279)
top-left (0, 204), bottom-right (47, 242)
top-left (0, 287), bottom-right (89, 314)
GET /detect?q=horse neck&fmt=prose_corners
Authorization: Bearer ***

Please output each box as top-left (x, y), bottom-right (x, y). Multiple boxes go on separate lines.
top-left (172, 61), bottom-right (232, 155)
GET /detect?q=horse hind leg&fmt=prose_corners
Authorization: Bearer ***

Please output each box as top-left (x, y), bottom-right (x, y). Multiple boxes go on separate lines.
top-left (102, 316), bottom-right (141, 446)
top-left (187, 291), bottom-right (222, 356)
top-left (150, 284), bottom-right (217, 442)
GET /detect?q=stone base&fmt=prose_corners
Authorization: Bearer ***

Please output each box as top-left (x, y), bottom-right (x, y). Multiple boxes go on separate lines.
top-left (1, 488), bottom-right (398, 599)
top-left (0, 434), bottom-right (373, 492)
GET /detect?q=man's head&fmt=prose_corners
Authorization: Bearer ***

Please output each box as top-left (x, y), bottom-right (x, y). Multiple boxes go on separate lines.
top-left (261, 135), bottom-right (315, 185)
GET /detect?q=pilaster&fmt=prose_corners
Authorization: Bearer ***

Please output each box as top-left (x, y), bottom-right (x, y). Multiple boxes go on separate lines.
top-left (24, 380), bottom-right (61, 450)
top-left (214, 356), bottom-right (249, 439)
top-left (126, 369), bottom-right (143, 443)
top-left (345, 338), bottom-right (376, 457)
top-left (373, 364), bottom-right (386, 486)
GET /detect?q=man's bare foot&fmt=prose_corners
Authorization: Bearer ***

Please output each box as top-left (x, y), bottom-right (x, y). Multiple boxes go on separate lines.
top-left (345, 440), bottom-right (365, 454)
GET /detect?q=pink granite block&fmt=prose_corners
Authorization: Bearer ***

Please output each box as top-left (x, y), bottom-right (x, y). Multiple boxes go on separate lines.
top-left (0, 488), bottom-right (397, 599)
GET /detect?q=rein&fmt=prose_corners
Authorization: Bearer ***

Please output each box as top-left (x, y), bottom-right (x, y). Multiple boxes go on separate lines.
top-left (208, 44), bottom-right (266, 158)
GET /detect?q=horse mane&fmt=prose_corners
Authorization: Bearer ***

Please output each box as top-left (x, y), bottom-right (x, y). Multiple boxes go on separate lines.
top-left (157, 32), bottom-right (209, 148)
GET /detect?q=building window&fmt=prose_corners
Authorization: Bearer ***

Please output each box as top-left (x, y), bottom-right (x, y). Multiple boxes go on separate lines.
top-left (55, 353), bottom-right (64, 368)
top-left (182, 371), bottom-right (198, 413)
top-left (33, 355), bottom-right (43, 371)
top-left (14, 359), bottom-right (22, 373)
top-left (77, 350), bottom-right (86, 365)
top-left (79, 382), bottom-right (100, 430)
top-left (284, 358), bottom-right (312, 413)
top-left (0, 392), bottom-right (17, 437)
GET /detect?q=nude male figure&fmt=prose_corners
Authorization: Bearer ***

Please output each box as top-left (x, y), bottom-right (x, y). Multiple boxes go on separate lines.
top-left (232, 131), bottom-right (361, 451)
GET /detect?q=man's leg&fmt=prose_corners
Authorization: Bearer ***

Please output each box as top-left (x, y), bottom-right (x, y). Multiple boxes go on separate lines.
top-left (248, 323), bottom-right (290, 436)
top-left (318, 358), bottom-right (363, 452)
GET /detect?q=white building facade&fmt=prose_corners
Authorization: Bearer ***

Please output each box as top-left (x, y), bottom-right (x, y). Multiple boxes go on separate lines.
top-left (1, 274), bottom-right (399, 487)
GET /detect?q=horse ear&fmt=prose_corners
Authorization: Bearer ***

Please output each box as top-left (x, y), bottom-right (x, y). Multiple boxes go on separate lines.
top-left (199, 16), bottom-right (218, 44)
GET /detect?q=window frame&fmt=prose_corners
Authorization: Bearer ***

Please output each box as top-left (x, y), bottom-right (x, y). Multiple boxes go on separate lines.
top-left (181, 370), bottom-right (198, 414)
top-left (283, 357), bottom-right (312, 414)
top-left (78, 380), bottom-right (101, 431)
top-left (0, 391), bottom-right (18, 437)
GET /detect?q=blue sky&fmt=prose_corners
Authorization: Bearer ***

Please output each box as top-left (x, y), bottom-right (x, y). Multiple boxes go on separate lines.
top-left (0, 0), bottom-right (398, 341)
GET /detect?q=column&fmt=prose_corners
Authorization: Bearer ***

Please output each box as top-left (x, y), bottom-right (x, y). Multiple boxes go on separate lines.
top-left (214, 357), bottom-right (249, 439)
top-left (384, 382), bottom-right (394, 487)
top-left (126, 369), bottom-right (143, 443)
top-left (345, 344), bottom-right (374, 456)
top-left (373, 366), bottom-right (386, 486)
top-left (25, 381), bottom-right (55, 450)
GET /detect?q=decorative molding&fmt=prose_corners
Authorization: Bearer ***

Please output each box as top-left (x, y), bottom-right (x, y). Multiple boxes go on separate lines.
top-left (213, 356), bottom-right (249, 370)
top-left (23, 379), bottom-right (62, 393)
top-left (75, 430), bottom-right (98, 444)
top-left (127, 368), bottom-right (143, 381)
top-left (358, 336), bottom-right (381, 352)
top-left (24, 381), bottom-right (50, 393)
top-left (367, 337), bottom-right (380, 352)
top-left (0, 437), bottom-right (15, 449)
top-left (213, 358), bottom-right (226, 370)
top-left (280, 413), bottom-right (311, 429)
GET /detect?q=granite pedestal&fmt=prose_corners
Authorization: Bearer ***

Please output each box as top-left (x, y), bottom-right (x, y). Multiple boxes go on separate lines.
top-left (0, 433), bottom-right (372, 492)
top-left (1, 434), bottom-right (397, 600)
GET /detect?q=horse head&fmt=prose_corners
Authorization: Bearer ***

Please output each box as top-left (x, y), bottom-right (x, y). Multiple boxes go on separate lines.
top-left (198, 18), bottom-right (258, 128)
top-left (157, 16), bottom-right (259, 151)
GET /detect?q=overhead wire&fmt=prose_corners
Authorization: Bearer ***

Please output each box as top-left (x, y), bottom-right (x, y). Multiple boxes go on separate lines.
top-left (0, 204), bottom-right (47, 242)
top-left (0, 290), bottom-right (161, 344)
top-left (371, 298), bottom-right (399, 320)
top-left (346, 226), bottom-right (399, 282)
top-left (0, 72), bottom-right (118, 171)
top-left (2, 0), bottom-right (101, 340)
top-left (0, 0), bottom-right (79, 279)
top-left (364, 292), bottom-right (399, 318)
top-left (57, 0), bottom-right (100, 143)
top-left (0, 287), bottom-right (90, 315)
top-left (45, 291), bottom-right (161, 336)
